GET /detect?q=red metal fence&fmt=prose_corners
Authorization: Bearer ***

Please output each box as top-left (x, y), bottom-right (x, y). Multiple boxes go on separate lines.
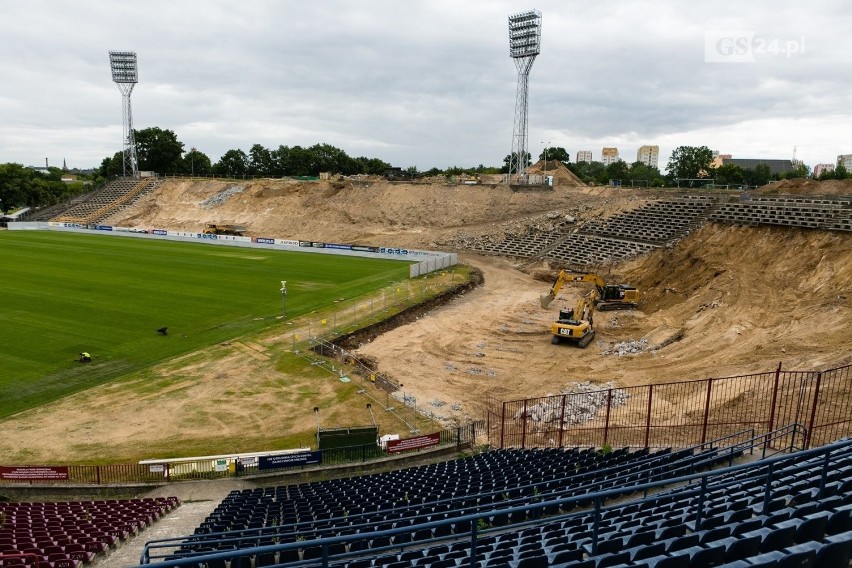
top-left (486, 363), bottom-right (852, 451)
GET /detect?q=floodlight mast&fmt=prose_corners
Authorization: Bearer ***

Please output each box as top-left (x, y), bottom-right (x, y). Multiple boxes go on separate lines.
top-left (507, 10), bottom-right (541, 183)
top-left (109, 51), bottom-right (139, 178)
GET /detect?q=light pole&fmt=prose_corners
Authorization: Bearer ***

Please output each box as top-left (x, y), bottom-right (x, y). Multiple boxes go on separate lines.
top-left (280, 280), bottom-right (287, 320)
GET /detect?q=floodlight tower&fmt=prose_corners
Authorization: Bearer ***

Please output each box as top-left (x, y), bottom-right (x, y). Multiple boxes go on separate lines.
top-left (109, 51), bottom-right (139, 178)
top-left (507, 10), bottom-right (541, 182)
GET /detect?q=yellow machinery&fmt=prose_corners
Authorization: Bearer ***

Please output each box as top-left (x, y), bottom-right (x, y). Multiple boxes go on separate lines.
top-left (540, 271), bottom-right (640, 311)
top-left (203, 223), bottom-right (247, 236)
top-left (550, 292), bottom-right (595, 348)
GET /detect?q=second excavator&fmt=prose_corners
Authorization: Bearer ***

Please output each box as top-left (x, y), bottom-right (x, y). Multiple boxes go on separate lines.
top-left (540, 271), bottom-right (640, 311)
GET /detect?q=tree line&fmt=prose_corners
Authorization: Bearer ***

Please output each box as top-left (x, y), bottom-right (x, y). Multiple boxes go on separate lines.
top-left (2, 131), bottom-right (849, 213)
top-left (98, 127), bottom-right (392, 178)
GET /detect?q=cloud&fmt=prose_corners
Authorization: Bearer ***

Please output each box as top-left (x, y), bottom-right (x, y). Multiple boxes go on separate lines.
top-left (0, 0), bottom-right (850, 170)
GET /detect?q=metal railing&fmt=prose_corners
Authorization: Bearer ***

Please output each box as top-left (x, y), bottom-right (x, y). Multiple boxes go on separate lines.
top-left (487, 362), bottom-right (852, 451)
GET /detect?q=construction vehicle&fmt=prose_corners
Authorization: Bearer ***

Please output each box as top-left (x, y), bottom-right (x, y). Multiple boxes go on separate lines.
top-left (203, 223), bottom-right (247, 236)
top-left (540, 271), bottom-right (640, 311)
top-left (550, 292), bottom-right (595, 347)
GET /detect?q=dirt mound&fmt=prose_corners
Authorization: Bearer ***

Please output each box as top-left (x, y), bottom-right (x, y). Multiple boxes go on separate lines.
top-left (527, 159), bottom-right (587, 186)
top-left (755, 178), bottom-right (852, 196)
top-left (105, 178), bottom-right (618, 249)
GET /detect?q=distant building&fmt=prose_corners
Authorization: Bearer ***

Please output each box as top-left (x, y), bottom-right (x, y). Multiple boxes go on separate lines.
top-left (636, 145), bottom-right (659, 168)
top-left (576, 150), bottom-right (593, 164)
top-left (813, 163), bottom-right (835, 177)
top-left (601, 147), bottom-right (620, 166)
top-left (710, 153), bottom-right (733, 168)
top-left (837, 154), bottom-right (852, 170)
top-left (720, 157), bottom-right (796, 176)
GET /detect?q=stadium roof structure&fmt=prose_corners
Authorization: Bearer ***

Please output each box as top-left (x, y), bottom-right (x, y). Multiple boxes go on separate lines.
top-left (721, 157), bottom-right (796, 175)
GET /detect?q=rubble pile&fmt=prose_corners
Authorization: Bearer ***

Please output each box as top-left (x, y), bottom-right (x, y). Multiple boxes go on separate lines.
top-left (513, 381), bottom-right (629, 428)
top-left (202, 185), bottom-right (245, 208)
top-left (603, 338), bottom-right (650, 356)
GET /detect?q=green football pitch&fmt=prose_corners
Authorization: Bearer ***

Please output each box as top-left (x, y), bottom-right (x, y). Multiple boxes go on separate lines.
top-left (0, 230), bottom-right (412, 418)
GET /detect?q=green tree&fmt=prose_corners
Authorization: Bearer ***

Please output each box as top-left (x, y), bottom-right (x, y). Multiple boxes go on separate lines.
top-left (753, 163), bottom-right (772, 186)
top-left (98, 152), bottom-right (124, 178)
top-left (627, 161), bottom-right (665, 187)
top-left (214, 149), bottom-right (249, 177)
top-left (354, 156), bottom-right (391, 175)
top-left (248, 144), bottom-right (275, 176)
top-left (711, 163), bottom-right (745, 186)
top-left (833, 164), bottom-right (848, 180)
top-left (605, 160), bottom-right (630, 184)
top-left (567, 160), bottom-right (606, 184)
top-left (183, 147), bottom-right (212, 176)
top-left (538, 146), bottom-right (570, 164)
top-left (666, 145), bottom-right (714, 180)
top-left (134, 127), bottom-right (185, 174)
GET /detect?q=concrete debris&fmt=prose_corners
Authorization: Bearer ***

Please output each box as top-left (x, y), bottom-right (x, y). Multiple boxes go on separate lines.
top-left (513, 381), bottom-right (629, 428)
top-left (602, 338), bottom-right (649, 356)
top-left (451, 402), bottom-right (462, 411)
top-left (445, 362), bottom-right (458, 372)
top-left (438, 208), bottom-right (585, 250)
top-left (202, 185), bottom-right (245, 208)
top-left (430, 398), bottom-right (446, 408)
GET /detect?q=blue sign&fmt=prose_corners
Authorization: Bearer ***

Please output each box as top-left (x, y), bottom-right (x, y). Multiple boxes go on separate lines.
top-left (325, 243), bottom-right (352, 250)
top-left (95, 225), bottom-right (113, 231)
top-left (257, 451), bottom-right (322, 470)
top-left (255, 237), bottom-right (275, 244)
top-left (152, 229), bottom-right (168, 236)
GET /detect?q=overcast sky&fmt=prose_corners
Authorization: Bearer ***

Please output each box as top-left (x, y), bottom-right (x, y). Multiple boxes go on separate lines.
top-left (1, 1), bottom-right (850, 171)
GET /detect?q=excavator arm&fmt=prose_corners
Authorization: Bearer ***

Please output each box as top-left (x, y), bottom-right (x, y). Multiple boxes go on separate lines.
top-left (540, 271), bottom-right (606, 308)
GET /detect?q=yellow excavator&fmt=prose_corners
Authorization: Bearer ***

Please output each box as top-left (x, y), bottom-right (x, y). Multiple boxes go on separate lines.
top-left (550, 292), bottom-right (596, 347)
top-left (540, 271), bottom-right (640, 311)
top-left (203, 223), bottom-right (247, 236)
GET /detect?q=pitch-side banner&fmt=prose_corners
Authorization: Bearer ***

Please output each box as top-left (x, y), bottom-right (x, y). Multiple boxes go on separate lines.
top-left (386, 432), bottom-right (441, 453)
top-left (0, 466), bottom-right (69, 481)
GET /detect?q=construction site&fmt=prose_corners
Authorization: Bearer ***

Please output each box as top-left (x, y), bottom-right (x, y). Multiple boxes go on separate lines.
top-left (6, 169), bottom-right (848, 461)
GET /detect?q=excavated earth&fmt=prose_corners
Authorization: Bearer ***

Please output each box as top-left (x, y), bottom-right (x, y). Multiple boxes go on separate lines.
top-left (0, 177), bottom-right (849, 460)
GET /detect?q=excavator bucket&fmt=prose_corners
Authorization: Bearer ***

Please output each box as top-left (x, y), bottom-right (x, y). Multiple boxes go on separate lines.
top-left (540, 293), bottom-right (555, 309)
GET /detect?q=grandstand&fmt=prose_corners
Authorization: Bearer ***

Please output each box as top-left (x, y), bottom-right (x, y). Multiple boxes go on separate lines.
top-left (0, 497), bottom-right (179, 568)
top-left (709, 196), bottom-right (852, 231)
top-left (30, 177), bottom-right (161, 225)
top-left (470, 193), bottom-right (852, 267)
top-left (135, 433), bottom-right (852, 568)
top-left (472, 196), bottom-right (718, 267)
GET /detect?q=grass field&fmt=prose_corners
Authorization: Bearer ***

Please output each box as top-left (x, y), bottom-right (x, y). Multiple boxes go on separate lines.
top-left (0, 230), bottom-right (412, 418)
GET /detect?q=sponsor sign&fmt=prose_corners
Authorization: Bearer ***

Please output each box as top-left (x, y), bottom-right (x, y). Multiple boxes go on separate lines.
top-left (277, 239), bottom-right (300, 246)
top-left (152, 229), bottom-right (168, 236)
top-left (351, 245), bottom-right (380, 253)
top-left (254, 237), bottom-right (276, 245)
top-left (257, 451), bottom-right (322, 470)
top-left (379, 247), bottom-right (409, 255)
top-left (299, 241), bottom-right (313, 247)
top-left (94, 225), bottom-right (113, 231)
top-left (386, 432), bottom-right (441, 454)
top-left (62, 222), bottom-right (85, 229)
top-left (324, 243), bottom-right (352, 250)
top-left (311, 242), bottom-right (325, 248)
top-left (197, 233), bottom-right (218, 240)
top-left (0, 466), bottom-right (69, 481)
top-left (148, 464), bottom-right (165, 473)
top-left (214, 459), bottom-right (228, 472)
